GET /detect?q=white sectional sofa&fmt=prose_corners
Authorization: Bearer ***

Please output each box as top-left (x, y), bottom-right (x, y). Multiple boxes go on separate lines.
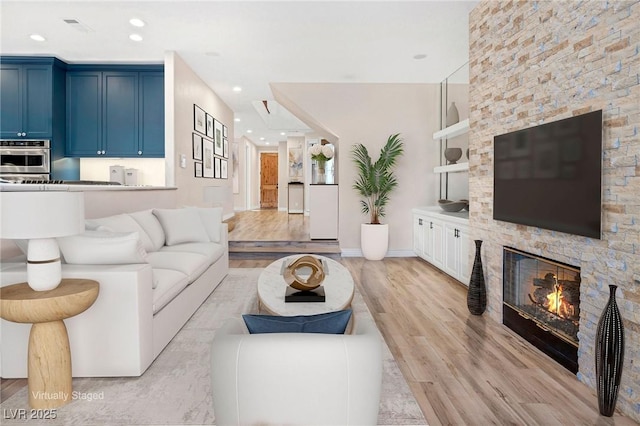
top-left (0, 207), bottom-right (229, 378)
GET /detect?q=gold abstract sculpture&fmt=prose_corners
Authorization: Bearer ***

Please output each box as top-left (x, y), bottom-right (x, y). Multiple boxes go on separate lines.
top-left (284, 255), bottom-right (325, 291)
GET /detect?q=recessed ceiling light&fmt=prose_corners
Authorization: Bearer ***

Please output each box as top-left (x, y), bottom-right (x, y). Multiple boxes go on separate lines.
top-left (234, 118), bottom-right (240, 122)
top-left (280, 132), bottom-right (286, 136)
top-left (129, 34), bottom-right (143, 42)
top-left (30, 34), bottom-right (46, 42)
top-left (232, 86), bottom-right (242, 92)
top-left (413, 54), bottom-right (427, 60)
top-left (247, 130), bottom-right (252, 133)
top-left (129, 18), bottom-right (145, 27)
top-left (265, 142), bottom-right (270, 145)
top-left (259, 137), bottom-right (265, 141)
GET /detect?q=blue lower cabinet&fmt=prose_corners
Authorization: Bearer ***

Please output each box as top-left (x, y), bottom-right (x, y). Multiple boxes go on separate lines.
top-left (66, 68), bottom-right (164, 158)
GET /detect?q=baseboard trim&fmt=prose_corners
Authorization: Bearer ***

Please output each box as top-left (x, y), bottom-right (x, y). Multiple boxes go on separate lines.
top-left (341, 249), bottom-right (416, 258)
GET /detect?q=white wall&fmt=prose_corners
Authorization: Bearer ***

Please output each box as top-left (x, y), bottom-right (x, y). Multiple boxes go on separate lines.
top-left (271, 83), bottom-right (441, 253)
top-left (166, 51), bottom-right (235, 216)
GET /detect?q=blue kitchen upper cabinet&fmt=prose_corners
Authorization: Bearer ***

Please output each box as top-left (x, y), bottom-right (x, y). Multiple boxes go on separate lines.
top-left (103, 72), bottom-right (139, 157)
top-left (0, 65), bottom-right (21, 137)
top-left (138, 72), bottom-right (165, 157)
top-left (65, 67), bottom-right (163, 158)
top-left (0, 61), bottom-right (53, 138)
top-left (66, 71), bottom-right (102, 156)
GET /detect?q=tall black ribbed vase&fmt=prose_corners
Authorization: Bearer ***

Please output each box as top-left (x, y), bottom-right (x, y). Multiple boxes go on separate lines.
top-left (467, 240), bottom-right (486, 315)
top-left (595, 284), bottom-right (625, 417)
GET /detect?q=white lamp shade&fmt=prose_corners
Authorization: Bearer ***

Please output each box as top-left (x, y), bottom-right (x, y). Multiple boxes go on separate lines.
top-left (1, 191), bottom-right (84, 291)
top-left (0, 192), bottom-right (85, 239)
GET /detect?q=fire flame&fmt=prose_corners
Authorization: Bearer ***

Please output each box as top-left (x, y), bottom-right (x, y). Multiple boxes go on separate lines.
top-left (546, 285), bottom-right (573, 318)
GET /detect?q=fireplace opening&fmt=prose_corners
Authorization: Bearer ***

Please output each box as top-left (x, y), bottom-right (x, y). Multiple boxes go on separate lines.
top-left (502, 247), bottom-right (580, 373)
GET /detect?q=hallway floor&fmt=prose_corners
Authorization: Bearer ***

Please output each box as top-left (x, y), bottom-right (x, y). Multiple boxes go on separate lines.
top-left (229, 209), bottom-right (309, 241)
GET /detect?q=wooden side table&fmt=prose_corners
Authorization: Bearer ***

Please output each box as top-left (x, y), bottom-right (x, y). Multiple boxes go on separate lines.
top-left (0, 279), bottom-right (99, 409)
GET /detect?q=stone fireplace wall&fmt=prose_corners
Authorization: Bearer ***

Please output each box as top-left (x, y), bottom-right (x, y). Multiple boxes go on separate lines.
top-left (468, 1), bottom-right (639, 421)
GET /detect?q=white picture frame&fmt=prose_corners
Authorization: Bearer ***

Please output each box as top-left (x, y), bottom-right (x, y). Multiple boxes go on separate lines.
top-left (221, 159), bottom-right (228, 179)
top-left (206, 113), bottom-right (214, 139)
top-left (214, 119), bottom-right (223, 156)
top-left (194, 105), bottom-right (206, 135)
top-left (214, 157), bottom-right (222, 179)
top-left (203, 139), bottom-right (214, 178)
top-left (192, 133), bottom-right (202, 160)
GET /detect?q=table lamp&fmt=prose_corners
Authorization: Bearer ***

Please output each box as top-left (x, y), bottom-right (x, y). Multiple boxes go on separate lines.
top-left (0, 191), bottom-right (84, 291)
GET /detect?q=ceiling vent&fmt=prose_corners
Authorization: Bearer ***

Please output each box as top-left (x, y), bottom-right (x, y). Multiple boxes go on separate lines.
top-left (63, 18), bottom-right (94, 33)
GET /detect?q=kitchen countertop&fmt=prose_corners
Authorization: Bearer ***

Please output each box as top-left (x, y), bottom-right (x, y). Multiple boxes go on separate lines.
top-left (0, 183), bottom-right (177, 192)
top-left (412, 206), bottom-right (470, 225)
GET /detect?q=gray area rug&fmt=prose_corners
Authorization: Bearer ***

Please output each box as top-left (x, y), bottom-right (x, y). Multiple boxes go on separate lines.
top-left (1, 268), bottom-right (427, 425)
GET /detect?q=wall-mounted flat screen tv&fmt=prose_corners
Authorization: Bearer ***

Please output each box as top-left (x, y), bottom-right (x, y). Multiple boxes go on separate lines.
top-left (493, 110), bottom-right (602, 239)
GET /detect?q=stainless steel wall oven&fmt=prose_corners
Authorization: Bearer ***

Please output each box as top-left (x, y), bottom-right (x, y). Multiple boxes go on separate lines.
top-left (0, 140), bottom-right (50, 181)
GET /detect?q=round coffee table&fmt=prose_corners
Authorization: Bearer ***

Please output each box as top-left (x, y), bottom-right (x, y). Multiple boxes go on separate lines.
top-left (257, 254), bottom-right (354, 317)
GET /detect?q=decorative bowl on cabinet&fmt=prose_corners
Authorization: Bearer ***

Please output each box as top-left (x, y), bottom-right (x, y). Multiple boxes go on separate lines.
top-left (437, 199), bottom-right (466, 212)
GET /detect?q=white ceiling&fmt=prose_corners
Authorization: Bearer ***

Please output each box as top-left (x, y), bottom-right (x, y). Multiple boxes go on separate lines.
top-left (0, 0), bottom-right (478, 146)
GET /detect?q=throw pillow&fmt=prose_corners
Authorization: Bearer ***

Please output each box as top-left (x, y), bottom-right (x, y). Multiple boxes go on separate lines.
top-left (191, 207), bottom-right (223, 243)
top-left (242, 309), bottom-right (352, 334)
top-left (85, 214), bottom-right (156, 252)
top-left (152, 208), bottom-right (209, 245)
top-left (57, 231), bottom-right (148, 265)
top-left (129, 209), bottom-right (166, 251)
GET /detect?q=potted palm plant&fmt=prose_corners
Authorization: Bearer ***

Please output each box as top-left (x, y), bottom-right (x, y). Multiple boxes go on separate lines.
top-left (351, 133), bottom-right (404, 260)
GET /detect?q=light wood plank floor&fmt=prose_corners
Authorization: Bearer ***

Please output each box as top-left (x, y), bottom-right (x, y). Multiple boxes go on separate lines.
top-left (229, 209), bottom-right (309, 241)
top-left (227, 256), bottom-right (636, 425)
top-left (2, 210), bottom-right (637, 424)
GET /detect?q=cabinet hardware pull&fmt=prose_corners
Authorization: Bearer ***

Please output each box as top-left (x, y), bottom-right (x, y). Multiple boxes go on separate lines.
top-left (430, 222), bottom-right (433, 229)
top-left (418, 218), bottom-right (422, 225)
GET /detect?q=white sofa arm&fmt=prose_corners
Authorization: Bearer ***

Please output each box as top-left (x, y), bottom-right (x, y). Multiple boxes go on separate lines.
top-left (1, 263), bottom-right (154, 378)
top-left (211, 318), bottom-right (382, 425)
top-left (220, 222), bottom-right (228, 246)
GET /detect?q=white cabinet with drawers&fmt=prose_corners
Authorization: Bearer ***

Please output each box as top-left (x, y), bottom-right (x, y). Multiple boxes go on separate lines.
top-left (412, 206), bottom-right (470, 285)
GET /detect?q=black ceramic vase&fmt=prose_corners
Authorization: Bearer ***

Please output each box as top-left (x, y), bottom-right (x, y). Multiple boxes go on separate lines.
top-left (467, 240), bottom-right (487, 315)
top-left (595, 284), bottom-right (625, 417)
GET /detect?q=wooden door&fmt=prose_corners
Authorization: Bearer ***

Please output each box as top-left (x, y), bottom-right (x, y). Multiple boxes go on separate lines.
top-left (260, 153), bottom-right (278, 208)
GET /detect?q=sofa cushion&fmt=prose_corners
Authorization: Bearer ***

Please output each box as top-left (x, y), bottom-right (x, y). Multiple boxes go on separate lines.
top-left (151, 267), bottom-right (188, 290)
top-left (152, 208), bottom-right (209, 245)
top-left (58, 231), bottom-right (148, 265)
top-left (242, 310), bottom-right (352, 334)
top-left (85, 214), bottom-right (155, 253)
top-left (129, 210), bottom-right (166, 251)
top-left (158, 242), bottom-right (224, 264)
top-left (146, 251), bottom-right (210, 282)
top-left (192, 207), bottom-right (223, 243)
top-left (152, 270), bottom-right (190, 313)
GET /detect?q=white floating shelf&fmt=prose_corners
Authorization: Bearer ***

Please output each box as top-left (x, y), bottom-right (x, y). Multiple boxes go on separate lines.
top-left (433, 162), bottom-right (469, 174)
top-left (433, 118), bottom-right (470, 140)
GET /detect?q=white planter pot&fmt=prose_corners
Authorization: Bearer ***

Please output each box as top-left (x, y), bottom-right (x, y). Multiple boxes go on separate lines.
top-left (360, 223), bottom-right (389, 260)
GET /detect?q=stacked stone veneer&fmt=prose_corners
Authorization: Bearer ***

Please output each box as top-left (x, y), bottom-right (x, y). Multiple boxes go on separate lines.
top-left (469, 0), bottom-right (639, 421)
